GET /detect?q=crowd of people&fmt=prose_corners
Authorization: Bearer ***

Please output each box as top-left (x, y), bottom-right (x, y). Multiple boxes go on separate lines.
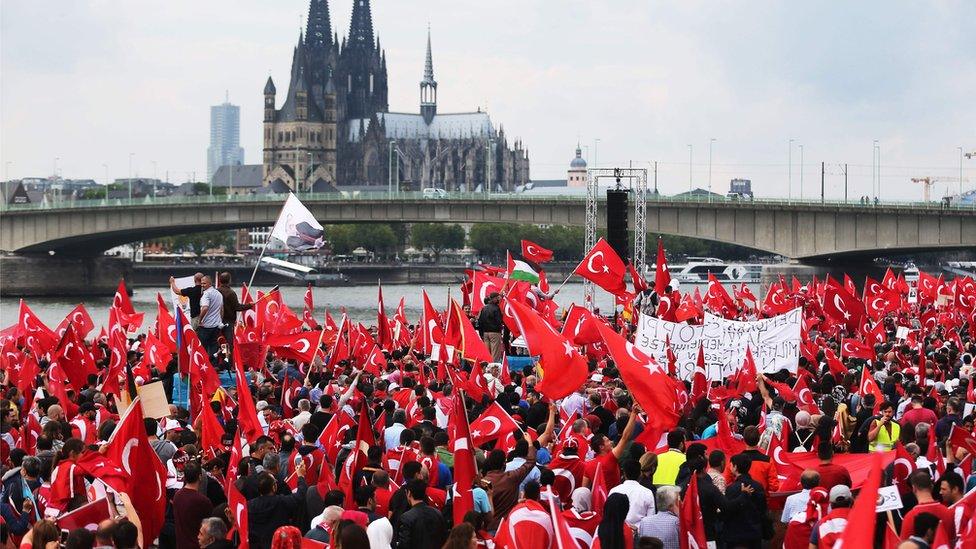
top-left (1, 251), bottom-right (976, 549)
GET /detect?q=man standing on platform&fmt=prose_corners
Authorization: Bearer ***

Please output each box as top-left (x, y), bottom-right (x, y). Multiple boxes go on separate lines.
top-left (196, 275), bottom-right (223, 364)
top-left (478, 292), bottom-right (504, 362)
top-left (216, 271), bottom-right (252, 357)
top-left (171, 273), bottom-right (204, 328)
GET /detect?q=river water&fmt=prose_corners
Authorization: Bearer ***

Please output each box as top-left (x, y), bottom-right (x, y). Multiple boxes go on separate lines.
top-left (0, 281), bottom-right (758, 328)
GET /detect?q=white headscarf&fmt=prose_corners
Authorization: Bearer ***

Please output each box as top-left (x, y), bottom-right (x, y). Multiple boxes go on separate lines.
top-left (571, 487), bottom-right (592, 513)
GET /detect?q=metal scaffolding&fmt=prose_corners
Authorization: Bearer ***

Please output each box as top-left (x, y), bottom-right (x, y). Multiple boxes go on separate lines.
top-left (584, 167), bottom-right (648, 308)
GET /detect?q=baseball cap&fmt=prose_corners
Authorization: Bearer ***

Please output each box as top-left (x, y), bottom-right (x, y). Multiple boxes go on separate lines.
top-left (829, 485), bottom-right (852, 504)
top-left (256, 400), bottom-right (269, 411)
top-left (162, 418), bottom-right (184, 433)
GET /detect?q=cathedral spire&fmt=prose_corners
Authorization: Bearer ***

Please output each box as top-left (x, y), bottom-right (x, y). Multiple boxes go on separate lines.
top-left (348, 0), bottom-right (374, 47)
top-left (423, 25), bottom-right (435, 83)
top-left (305, 0), bottom-right (332, 51)
top-left (420, 25), bottom-right (438, 125)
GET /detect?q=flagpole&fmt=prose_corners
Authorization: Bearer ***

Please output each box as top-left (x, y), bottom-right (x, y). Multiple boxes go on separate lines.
top-left (247, 237), bottom-right (271, 291)
top-left (551, 267), bottom-right (578, 297)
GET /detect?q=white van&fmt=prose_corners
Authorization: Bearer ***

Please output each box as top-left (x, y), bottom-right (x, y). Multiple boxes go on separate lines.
top-left (422, 188), bottom-right (448, 199)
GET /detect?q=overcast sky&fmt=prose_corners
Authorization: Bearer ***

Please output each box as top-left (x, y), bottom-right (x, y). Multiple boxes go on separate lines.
top-left (2, 1), bottom-right (974, 200)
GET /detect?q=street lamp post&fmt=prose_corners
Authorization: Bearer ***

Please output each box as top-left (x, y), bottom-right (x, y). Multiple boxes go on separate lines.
top-left (788, 139), bottom-right (794, 200)
top-left (872, 140), bottom-right (879, 200)
top-left (152, 161), bottom-right (158, 198)
top-left (799, 144), bottom-right (804, 199)
top-left (688, 144), bottom-right (693, 192)
top-left (128, 153), bottom-right (134, 200)
top-left (594, 138), bottom-right (601, 169)
top-left (103, 164), bottom-right (109, 187)
top-left (388, 140), bottom-right (395, 195)
top-left (960, 146), bottom-right (965, 197)
top-left (708, 138), bottom-right (716, 201)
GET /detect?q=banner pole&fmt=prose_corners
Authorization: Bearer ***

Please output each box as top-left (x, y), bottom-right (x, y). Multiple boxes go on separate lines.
top-left (247, 238), bottom-right (271, 291)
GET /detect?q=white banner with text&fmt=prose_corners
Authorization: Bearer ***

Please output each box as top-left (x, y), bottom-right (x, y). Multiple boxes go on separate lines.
top-left (634, 308), bottom-right (802, 380)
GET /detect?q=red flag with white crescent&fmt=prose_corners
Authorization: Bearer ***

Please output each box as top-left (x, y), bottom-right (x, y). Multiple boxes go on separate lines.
top-left (573, 238), bottom-right (628, 295)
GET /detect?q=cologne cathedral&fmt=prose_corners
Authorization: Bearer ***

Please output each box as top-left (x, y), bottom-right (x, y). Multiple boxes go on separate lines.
top-left (262, 0), bottom-right (530, 192)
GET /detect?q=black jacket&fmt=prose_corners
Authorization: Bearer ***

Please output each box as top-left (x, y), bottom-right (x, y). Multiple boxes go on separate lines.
top-left (246, 479), bottom-right (308, 549)
top-left (397, 502), bottom-right (447, 549)
top-left (723, 474), bottom-right (766, 544)
top-left (202, 541), bottom-right (236, 549)
top-left (477, 303), bottom-right (503, 333)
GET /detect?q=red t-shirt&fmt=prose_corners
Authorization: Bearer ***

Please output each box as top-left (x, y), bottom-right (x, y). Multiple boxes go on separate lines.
top-left (584, 452), bottom-right (620, 489)
top-left (901, 407), bottom-right (938, 428)
top-left (816, 463), bottom-right (852, 488)
top-left (900, 501), bottom-right (954, 541)
top-left (375, 486), bottom-right (393, 517)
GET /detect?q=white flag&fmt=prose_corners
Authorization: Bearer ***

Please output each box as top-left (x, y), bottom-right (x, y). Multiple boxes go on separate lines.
top-left (269, 193), bottom-right (325, 251)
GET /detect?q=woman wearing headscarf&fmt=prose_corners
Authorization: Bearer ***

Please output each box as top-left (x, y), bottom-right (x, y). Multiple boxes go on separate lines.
top-left (562, 487), bottom-right (601, 548)
top-left (366, 516), bottom-right (394, 549)
top-left (591, 493), bottom-right (632, 549)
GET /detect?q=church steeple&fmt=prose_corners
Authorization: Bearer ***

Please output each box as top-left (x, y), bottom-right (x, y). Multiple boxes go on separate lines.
top-left (305, 0), bottom-right (332, 52)
top-left (420, 26), bottom-right (437, 125)
top-left (348, 0), bottom-right (374, 47)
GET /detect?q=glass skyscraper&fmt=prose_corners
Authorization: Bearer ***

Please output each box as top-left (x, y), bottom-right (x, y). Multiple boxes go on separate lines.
top-left (207, 99), bottom-right (244, 182)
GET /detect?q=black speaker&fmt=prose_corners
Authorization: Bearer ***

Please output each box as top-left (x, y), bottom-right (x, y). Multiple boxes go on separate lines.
top-left (606, 189), bottom-right (630, 262)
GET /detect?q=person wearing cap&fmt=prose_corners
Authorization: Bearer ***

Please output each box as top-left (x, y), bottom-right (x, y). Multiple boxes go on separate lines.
top-left (808, 484), bottom-right (853, 549)
top-left (899, 470), bottom-right (954, 541)
top-left (477, 292), bottom-right (504, 362)
top-left (69, 402), bottom-right (98, 446)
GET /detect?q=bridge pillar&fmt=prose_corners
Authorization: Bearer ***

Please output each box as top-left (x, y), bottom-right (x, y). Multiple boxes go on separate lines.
top-left (0, 256), bottom-right (133, 298)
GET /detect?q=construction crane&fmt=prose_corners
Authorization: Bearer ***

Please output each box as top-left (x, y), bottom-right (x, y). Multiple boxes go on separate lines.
top-left (911, 176), bottom-right (969, 202)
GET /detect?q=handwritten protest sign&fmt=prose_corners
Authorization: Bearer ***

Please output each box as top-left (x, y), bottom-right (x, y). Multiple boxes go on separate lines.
top-left (635, 308), bottom-right (802, 380)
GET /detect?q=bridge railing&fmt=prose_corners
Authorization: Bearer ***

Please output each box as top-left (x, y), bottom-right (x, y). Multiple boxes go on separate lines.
top-left (2, 190), bottom-right (974, 213)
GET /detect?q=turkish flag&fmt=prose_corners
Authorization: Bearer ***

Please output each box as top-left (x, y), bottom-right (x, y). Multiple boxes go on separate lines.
top-left (16, 300), bottom-right (58, 354)
top-left (51, 324), bottom-right (97, 391)
top-left (705, 273), bottom-right (737, 318)
top-left (825, 348), bottom-right (848, 380)
top-left (763, 376), bottom-right (797, 401)
top-left (302, 284), bottom-right (319, 330)
top-left (547, 487), bottom-right (581, 549)
top-left (417, 290), bottom-right (447, 359)
top-left (521, 239), bottom-right (553, 263)
top-left (648, 237), bottom-right (669, 296)
top-left (451, 300), bottom-right (493, 365)
top-left (507, 300), bottom-right (588, 401)
top-left (104, 398), bottom-right (167, 545)
top-left (918, 271), bottom-right (941, 303)
top-left (731, 346), bottom-right (759, 395)
top-left (594, 322), bottom-right (680, 431)
top-left (449, 392), bottom-right (477, 524)
top-left (57, 497), bottom-right (114, 532)
top-left (793, 375), bottom-right (821, 414)
top-left (266, 330), bottom-right (322, 363)
top-left (675, 293), bottom-right (702, 322)
top-left (471, 272), bottom-right (506, 315)
top-left (824, 285), bottom-right (866, 333)
top-left (573, 238), bottom-right (628, 295)
top-left (358, 344), bottom-right (386, 376)
top-left (55, 304), bottom-right (95, 340)
top-left (841, 338), bottom-right (875, 360)
top-left (376, 283), bottom-right (393, 351)
top-left (112, 280), bottom-right (144, 331)
top-left (561, 304), bottom-right (602, 345)
top-left (949, 424), bottom-right (976, 456)
top-left (339, 403), bottom-right (376, 506)
top-left (680, 473), bottom-right (708, 549)
top-left (232, 348), bottom-right (264, 443)
top-left (493, 500), bottom-right (553, 549)
top-left (317, 411), bottom-right (356, 464)
top-left (155, 294), bottom-right (178, 353)
top-left (470, 402), bottom-right (521, 447)
top-left (762, 283), bottom-right (795, 316)
top-left (858, 366), bottom-right (884, 403)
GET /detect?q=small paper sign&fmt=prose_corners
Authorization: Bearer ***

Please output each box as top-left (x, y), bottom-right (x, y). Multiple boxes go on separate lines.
top-left (896, 326), bottom-right (910, 340)
top-left (137, 381), bottom-right (170, 419)
top-left (876, 485), bottom-right (903, 512)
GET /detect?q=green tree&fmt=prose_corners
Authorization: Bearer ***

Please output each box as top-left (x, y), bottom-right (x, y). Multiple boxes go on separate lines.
top-left (410, 223), bottom-right (465, 262)
top-left (80, 187), bottom-right (107, 200)
top-left (167, 230), bottom-right (235, 256)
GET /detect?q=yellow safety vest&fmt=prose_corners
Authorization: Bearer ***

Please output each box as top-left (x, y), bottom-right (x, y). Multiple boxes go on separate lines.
top-left (873, 420), bottom-right (900, 452)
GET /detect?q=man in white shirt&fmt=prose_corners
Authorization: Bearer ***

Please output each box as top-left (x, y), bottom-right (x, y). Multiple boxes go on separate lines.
top-left (383, 410), bottom-right (408, 451)
top-left (196, 275), bottom-right (224, 365)
top-left (290, 399), bottom-right (312, 432)
top-left (781, 469), bottom-right (819, 523)
top-left (608, 459), bottom-right (656, 526)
